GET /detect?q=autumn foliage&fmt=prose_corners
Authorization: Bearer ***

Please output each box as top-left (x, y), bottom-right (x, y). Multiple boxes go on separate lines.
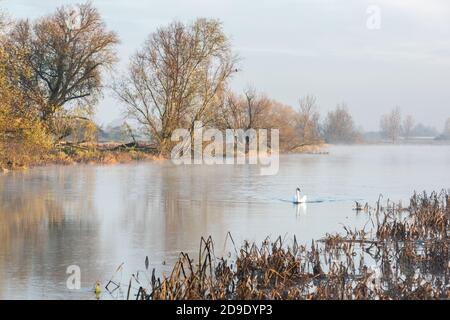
top-left (0, 45), bottom-right (51, 167)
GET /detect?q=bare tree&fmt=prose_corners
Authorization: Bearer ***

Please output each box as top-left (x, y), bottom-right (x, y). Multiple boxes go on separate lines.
top-left (9, 3), bottom-right (118, 133)
top-left (296, 95), bottom-right (321, 145)
top-left (115, 19), bottom-right (237, 156)
top-left (443, 118), bottom-right (450, 138)
top-left (217, 92), bottom-right (245, 129)
top-left (380, 107), bottom-right (402, 143)
top-left (402, 114), bottom-right (415, 140)
top-left (218, 88), bottom-right (270, 130)
top-left (217, 88), bottom-right (274, 152)
top-left (323, 103), bottom-right (357, 144)
top-left (242, 88), bottom-right (267, 130)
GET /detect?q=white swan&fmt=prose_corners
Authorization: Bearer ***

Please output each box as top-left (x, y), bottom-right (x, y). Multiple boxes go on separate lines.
top-left (294, 187), bottom-right (307, 204)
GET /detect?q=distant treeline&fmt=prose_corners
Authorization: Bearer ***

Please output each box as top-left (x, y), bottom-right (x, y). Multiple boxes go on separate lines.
top-left (1, 3), bottom-right (449, 167)
top-left (378, 107), bottom-right (450, 143)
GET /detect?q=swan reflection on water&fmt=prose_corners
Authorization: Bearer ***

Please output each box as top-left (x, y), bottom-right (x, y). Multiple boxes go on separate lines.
top-left (295, 202), bottom-right (307, 215)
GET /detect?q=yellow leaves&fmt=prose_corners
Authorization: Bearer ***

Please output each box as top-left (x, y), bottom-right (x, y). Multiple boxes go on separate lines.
top-left (0, 42), bottom-right (51, 167)
top-left (0, 108), bottom-right (51, 167)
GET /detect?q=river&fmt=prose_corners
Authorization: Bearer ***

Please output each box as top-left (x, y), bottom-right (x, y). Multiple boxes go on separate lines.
top-left (0, 145), bottom-right (449, 299)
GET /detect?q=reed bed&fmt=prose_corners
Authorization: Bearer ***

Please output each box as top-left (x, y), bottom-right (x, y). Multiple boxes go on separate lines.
top-left (110, 190), bottom-right (449, 300)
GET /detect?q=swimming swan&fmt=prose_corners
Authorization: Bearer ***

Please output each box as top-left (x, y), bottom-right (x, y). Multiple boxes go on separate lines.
top-left (294, 187), bottom-right (307, 204)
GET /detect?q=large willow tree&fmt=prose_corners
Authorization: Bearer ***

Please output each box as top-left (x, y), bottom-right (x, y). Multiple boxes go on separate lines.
top-left (115, 18), bottom-right (238, 156)
top-left (8, 3), bottom-right (118, 138)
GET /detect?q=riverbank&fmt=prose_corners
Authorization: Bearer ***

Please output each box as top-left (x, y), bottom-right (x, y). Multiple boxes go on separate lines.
top-left (5, 139), bottom-right (448, 174)
top-left (1, 141), bottom-right (328, 172)
top-left (0, 142), bottom-right (161, 172)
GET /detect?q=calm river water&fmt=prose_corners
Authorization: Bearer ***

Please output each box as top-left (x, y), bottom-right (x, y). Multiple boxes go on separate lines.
top-left (0, 145), bottom-right (449, 299)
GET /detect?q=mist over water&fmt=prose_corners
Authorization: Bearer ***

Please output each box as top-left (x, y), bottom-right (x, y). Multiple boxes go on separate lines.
top-left (0, 145), bottom-right (449, 299)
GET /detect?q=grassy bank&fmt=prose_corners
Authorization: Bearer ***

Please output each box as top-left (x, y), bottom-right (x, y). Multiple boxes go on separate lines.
top-left (109, 190), bottom-right (449, 300)
top-left (1, 142), bottom-right (161, 172)
top-left (1, 141), bottom-right (328, 172)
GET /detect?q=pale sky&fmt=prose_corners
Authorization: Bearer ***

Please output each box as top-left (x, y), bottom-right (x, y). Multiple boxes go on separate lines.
top-left (2, 0), bottom-right (450, 131)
